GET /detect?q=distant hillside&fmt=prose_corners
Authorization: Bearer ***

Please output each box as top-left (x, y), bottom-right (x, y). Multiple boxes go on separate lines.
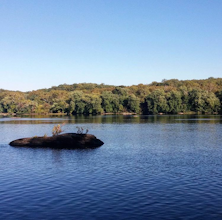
top-left (0, 78), bottom-right (222, 115)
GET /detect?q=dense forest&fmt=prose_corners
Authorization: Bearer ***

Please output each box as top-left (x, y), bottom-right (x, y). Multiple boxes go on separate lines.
top-left (1, 78), bottom-right (222, 115)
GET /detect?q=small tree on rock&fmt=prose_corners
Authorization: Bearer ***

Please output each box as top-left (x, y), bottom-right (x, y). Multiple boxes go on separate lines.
top-left (52, 124), bottom-right (63, 136)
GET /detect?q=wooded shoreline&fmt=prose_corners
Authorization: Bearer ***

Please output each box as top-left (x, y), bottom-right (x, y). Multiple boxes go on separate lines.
top-left (1, 78), bottom-right (222, 115)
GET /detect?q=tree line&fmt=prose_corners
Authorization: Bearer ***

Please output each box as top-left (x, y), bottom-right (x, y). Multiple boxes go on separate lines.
top-left (0, 78), bottom-right (222, 115)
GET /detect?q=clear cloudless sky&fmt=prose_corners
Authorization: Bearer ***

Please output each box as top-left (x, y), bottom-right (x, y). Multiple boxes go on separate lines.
top-left (0, 0), bottom-right (222, 91)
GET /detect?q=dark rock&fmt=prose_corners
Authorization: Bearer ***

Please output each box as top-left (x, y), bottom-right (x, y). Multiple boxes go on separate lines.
top-left (9, 133), bottom-right (104, 149)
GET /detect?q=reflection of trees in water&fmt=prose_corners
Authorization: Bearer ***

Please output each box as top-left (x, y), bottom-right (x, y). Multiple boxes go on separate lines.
top-left (0, 115), bottom-right (221, 125)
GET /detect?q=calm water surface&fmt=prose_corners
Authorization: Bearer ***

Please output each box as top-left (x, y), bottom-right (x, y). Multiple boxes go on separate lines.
top-left (0, 115), bottom-right (222, 220)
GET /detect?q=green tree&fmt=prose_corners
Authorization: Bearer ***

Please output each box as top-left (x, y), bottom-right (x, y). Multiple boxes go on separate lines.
top-left (101, 91), bottom-right (123, 113)
top-left (167, 91), bottom-right (183, 114)
top-left (189, 89), bottom-right (220, 113)
top-left (146, 89), bottom-right (169, 114)
top-left (127, 94), bottom-right (140, 113)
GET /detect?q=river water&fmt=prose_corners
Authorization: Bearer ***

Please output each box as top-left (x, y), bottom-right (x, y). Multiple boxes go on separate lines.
top-left (0, 115), bottom-right (222, 220)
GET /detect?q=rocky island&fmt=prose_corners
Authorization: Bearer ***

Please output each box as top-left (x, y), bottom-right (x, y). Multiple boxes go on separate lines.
top-left (9, 133), bottom-right (104, 149)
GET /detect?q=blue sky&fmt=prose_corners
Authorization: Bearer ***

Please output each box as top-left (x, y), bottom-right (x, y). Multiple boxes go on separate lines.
top-left (0, 0), bottom-right (221, 91)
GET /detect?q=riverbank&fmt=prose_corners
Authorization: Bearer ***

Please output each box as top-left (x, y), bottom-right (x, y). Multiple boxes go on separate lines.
top-left (0, 112), bottom-right (67, 117)
top-left (0, 111), bottom-right (220, 117)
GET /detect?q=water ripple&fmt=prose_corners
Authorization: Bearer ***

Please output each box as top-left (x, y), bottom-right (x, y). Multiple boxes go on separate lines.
top-left (0, 117), bottom-right (222, 219)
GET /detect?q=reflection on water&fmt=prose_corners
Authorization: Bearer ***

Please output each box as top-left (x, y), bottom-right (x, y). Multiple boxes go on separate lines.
top-left (0, 115), bottom-right (222, 219)
top-left (0, 114), bottom-right (222, 124)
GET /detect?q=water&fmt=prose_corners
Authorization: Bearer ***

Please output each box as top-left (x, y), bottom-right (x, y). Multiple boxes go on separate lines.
top-left (0, 115), bottom-right (222, 220)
